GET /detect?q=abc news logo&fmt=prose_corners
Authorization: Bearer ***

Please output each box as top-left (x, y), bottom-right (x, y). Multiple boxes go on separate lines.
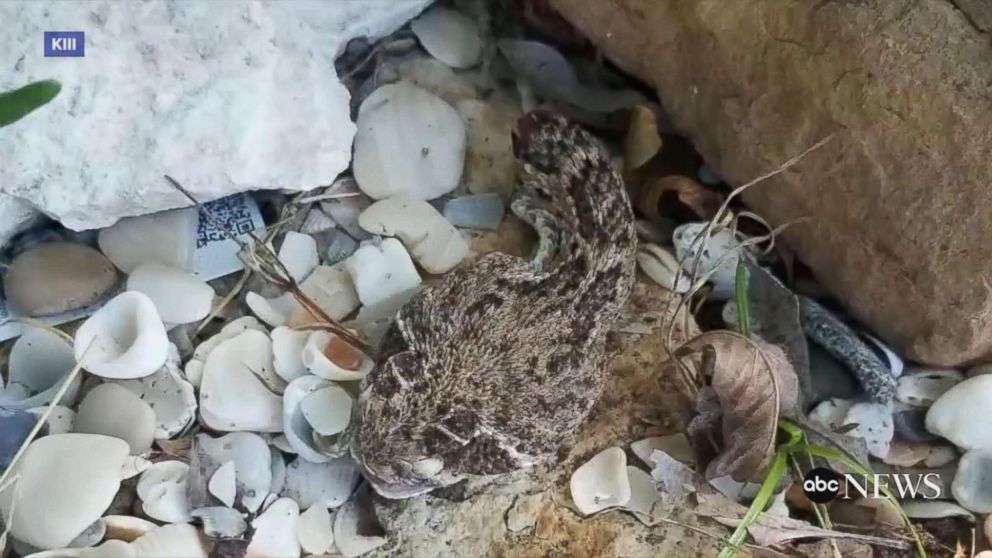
top-left (802, 467), bottom-right (942, 503)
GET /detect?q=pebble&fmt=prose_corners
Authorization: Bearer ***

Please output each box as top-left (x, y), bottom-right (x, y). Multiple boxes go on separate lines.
top-left (901, 501), bottom-right (974, 521)
top-left (441, 193), bottom-right (506, 230)
top-left (97, 207), bottom-right (198, 273)
top-left (5, 242), bottom-right (119, 317)
top-left (344, 238), bottom-right (422, 308)
top-left (411, 6), bottom-right (483, 69)
top-left (126, 263), bottom-right (215, 326)
top-left (952, 450), bottom-right (992, 512)
top-left (895, 367), bottom-right (964, 407)
top-left (799, 296), bottom-right (896, 403)
top-left (808, 344), bottom-right (860, 403)
top-left (672, 222), bottom-right (743, 299)
top-left (0, 408), bottom-right (46, 468)
top-left (353, 82), bottom-right (466, 201)
top-left (75, 383), bottom-right (156, 455)
top-left (926, 375), bottom-right (992, 450)
top-left (359, 196), bottom-right (469, 274)
top-left (843, 401), bottom-right (894, 459)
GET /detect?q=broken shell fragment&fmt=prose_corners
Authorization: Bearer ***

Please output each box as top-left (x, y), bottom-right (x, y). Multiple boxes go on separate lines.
top-left (283, 375), bottom-right (335, 463)
top-left (303, 331), bottom-right (373, 382)
top-left (129, 523), bottom-right (208, 558)
top-left (301, 385), bottom-right (353, 436)
top-left (411, 6), bottom-right (483, 69)
top-left (896, 368), bottom-right (964, 407)
top-left (282, 456), bottom-right (361, 510)
top-left (272, 326), bottom-right (311, 382)
top-left (209, 460), bottom-right (238, 508)
top-left (68, 519), bottom-right (106, 548)
top-left (333, 487), bottom-right (387, 557)
top-left (2, 327), bottom-right (80, 409)
top-left (298, 505), bottom-right (335, 555)
top-left (672, 222), bottom-right (744, 299)
top-left (636, 244), bottom-right (690, 294)
top-left (199, 329), bottom-right (283, 432)
top-left (296, 263), bottom-right (362, 323)
top-left (358, 196), bottom-right (469, 274)
top-left (73, 291), bottom-right (169, 379)
top-left (27, 405), bottom-right (75, 434)
top-left (184, 316), bottom-right (267, 387)
top-left (247, 497), bottom-right (301, 558)
top-left (103, 515), bottom-right (156, 542)
top-left (569, 446), bottom-right (631, 515)
top-left (278, 231), bottom-right (319, 283)
top-left (136, 460), bottom-right (192, 523)
top-left (190, 432), bottom-right (272, 513)
top-left (246, 291), bottom-right (300, 328)
top-left (344, 238), bottom-right (422, 308)
top-left (126, 263), bottom-right (215, 326)
top-left (75, 383), bottom-right (156, 455)
top-left (112, 360), bottom-right (197, 439)
top-left (622, 466), bottom-right (664, 526)
top-left (843, 402), bottom-right (894, 459)
top-left (97, 207), bottom-right (198, 273)
top-left (191, 506), bottom-right (247, 538)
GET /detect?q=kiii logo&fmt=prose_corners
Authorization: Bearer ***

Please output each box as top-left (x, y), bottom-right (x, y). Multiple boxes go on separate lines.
top-left (44, 31), bottom-right (85, 57)
top-left (803, 467), bottom-right (942, 503)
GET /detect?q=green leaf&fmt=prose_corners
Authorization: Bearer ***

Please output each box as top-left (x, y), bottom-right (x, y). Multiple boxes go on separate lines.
top-left (0, 80), bottom-right (62, 128)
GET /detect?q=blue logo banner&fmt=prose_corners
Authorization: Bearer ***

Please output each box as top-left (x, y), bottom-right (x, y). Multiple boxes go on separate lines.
top-left (44, 31), bottom-right (84, 57)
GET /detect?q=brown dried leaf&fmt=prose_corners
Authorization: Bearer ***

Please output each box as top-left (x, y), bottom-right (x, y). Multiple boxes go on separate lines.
top-left (678, 331), bottom-right (784, 482)
top-left (636, 175), bottom-right (725, 221)
top-left (623, 104), bottom-right (662, 171)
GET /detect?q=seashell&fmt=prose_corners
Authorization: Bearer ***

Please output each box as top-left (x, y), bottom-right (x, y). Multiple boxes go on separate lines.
top-left (861, 332), bottom-right (904, 378)
top-left (103, 515), bottom-right (156, 542)
top-left (120, 455), bottom-right (152, 480)
top-left (411, 6), bottom-right (483, 69)
top-left (283, 375), bottom-right (335, 463)
top-left (350, 287), bottom-right (423, 349)
top-left (298, 505), bottom-right (335, 555)
top-left (569, 447), bottom-right (631, 515)
top-left (630, 434), bottom-right (694, 467)
top-left (300, 207), bottom-right (337, 235)
top-left (301, 385), bottom-right (353, 436)
top-left (184, 316), bottom-right (267, 387)
top-left (0, 408), bottom-right (45, 468)
top-left (247, 498), bottom-right (301, 558)
top-left (843, 402), bottom-right (894, 459)
top-left (358, 196), bottom-right (469, 274)
top-left (650, 450), bottom-right (696, 501)
top-left (129, 523), bottom-right (208, 558)
top-left (333, 487), bottom-right (387, 557)
top-left (278, 231), bottom-right (319, 283)
top-left (621, 466), bottom-right (664, 526)
top-left (926, 375), bottom-right (992, 450)
top-left (191, 506), bottom-right (247, 538)
top-left (0, 434), bottom-right (130, 549)
top-left (97, 207), bottom-right (198, 273)
top-left (303, 331), bottom-right (373, 382)
top-left (75, 383), bottom-right (156, 455)
top-left (190, 432), bottom-right (272, 513)
top-left (672, 222), bottom-right (744, 300)
top-left (344, 238), bottom-right (422, 308)
top-left (199, 329), bottom-right (283, 432)
top-left (320, 180), bottom-right (373, 241)
top-left (3, 327), bottom-right (80, 409)
top-left (74, 291), bottom-right (169, 379)
top-left (126, 263), bottom-right (215, 326)
top-left (209, 461), bottom-right (237, 508)
top-left (136, 460), bottom-right (192, 523)
top-left (112, 360), bottom-right (197, 439)
top-left (808, 397), bottom-right (855, 431)
top-left (271, 327), bottom-right (310, 382)
top-left (440, 193), bottom-right (505, 231)
top-left (896, 367), bottom-right (964, 407)
top-left (246, 291), bottom-right (299, 328)
top-left (295, 263), bottom-right (362, 323)
top-left (27, 405), bottom-right (75, 434)
top-left (270, 445), bottom-right (288, 495)
top-left (282, 456), bottom-right (361, 510)
top-left (636, 244), bottom-right (691, 294)
top-left (953, 450), bottom-right (992, 512)
top-left (24, 539), bottom-right (137, 558)
top-left (67, 519), bottom-right (106, 548)
top-left (708, 475), bottom-right (761, 502)
top-left (271, 434), bottom-right (297, 454)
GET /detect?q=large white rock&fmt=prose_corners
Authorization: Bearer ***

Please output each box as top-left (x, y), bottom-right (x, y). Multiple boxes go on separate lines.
top-left (0, 193), bottom-right (40, 249)
top-left (0, 1), bottom-right (432, 230)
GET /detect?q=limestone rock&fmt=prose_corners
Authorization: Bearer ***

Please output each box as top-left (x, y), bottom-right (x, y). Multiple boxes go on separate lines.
top-left (549, 0), bottom-right (992, 366)
top-left (0, 193), bottom-right (40, 250)
top-left (0, 1), bottom-right (431, 230)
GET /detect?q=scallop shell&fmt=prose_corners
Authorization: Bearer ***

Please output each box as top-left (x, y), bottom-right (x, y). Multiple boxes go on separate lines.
top-left (73, 291), bottom-right (169, 379)
top-left (302, 331), bottom-right (373, 382)
top-left (126, 263), bottom-right (215, 326)
top-left (247, 498), bottom-right (301, 558)
top-left (136, 460), bottom-right (192, 523)
top-left (1, 327), bottom-right (80, 409)
top-left (569, 447), bottom-right (631, 515)
top-left (199, 329), bottom-right (283, 432)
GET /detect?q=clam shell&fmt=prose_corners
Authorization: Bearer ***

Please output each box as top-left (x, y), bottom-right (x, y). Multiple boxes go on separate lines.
top-left (126, 263), bottom-right (215, 326)
top-left (282, 456), bottom-right (361, 510)
top-left (2, 327), bottom-right (80, 409)
top-left (190, 432), bottom-right (272, 513)
top-left (74, 291), bottom-right (169, 379)
top-left (209, 461), bottom-right (237, 508)
top-left (247, 498), bottom-right (301, 558)
top-left (0, 434), bottom-right (129, 549)
top-left (136, 460), bottom-right (192, 523)
top-left (302, 331), bottom-right (373, 382)
top-left (298, 505), bottom-right (335, 555)
top-left (130, 524), bottom-right (208, 558)
top-left (191, 506), bottom-right (247, 538)
top-left (184, 316), bottom-right (267, 387)
top-left (75, 383), bottom-right (156, 455)
top-left (278, 231), bottom-right (319, 283)
top-left (199, 329), bottom-right (283, 432)
top-left (112, 360), bottom-right (196, 439)
top-left (271, 326), bottom-right (310, 382)
top-left (569, 447), bottom-right (631, 515)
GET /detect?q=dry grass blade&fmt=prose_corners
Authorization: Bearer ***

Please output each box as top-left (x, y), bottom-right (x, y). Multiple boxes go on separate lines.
top-left (163, 175), bottom-right (367, 351)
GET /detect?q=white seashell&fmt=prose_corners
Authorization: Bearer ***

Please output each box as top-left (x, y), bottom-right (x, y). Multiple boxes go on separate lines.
top-left (113, 360), bottom-right (197, 439)
top-left (636, 244), bottom-right (690, 293)
top-left (862, 332), bottom-right (904, 378)
top-left (901, 501), bottom-right (975, 521)
top-left (102, 515), bottom-right (156, 542)
top-left (136, 460), bottom-right (192, 523)
top-left (75, 383), bottom-right (156, 455)
top-left (27, 405), bottom-right (75, 434)
top-left (193, 432), bottom-right (272, 513)
top-left (247, 498), bottom-right (301, 558)
top-left (98, 207), bottom-right (198, 273)
top-left (191, 506), bottom-right (247, 538)
top-left (0, 434), bottom-right (130, 549)
top-left (303, 331), bottom-right (373, 382)
top-left (120, 455), bottom-right (153, 479)
top-left (353, 82), bottom-right (466, 201)
top-left (2, 327), bottom-right (80, 409)
top-left (344, 238), bottom-right (423, 308)
top-left (74, 291), bottom-right (169, 379)
top-left (199, 329), bottom-right (283, 432)
top-left (184, 316), bottom-right (267, 387)
top-left (297, 263), bottom-right (362, 321)
top-left (246, 291), bottom-right (299, 328)
top-left (130, 523), bottom-right (208, 558)
top-left (630, 434), bottom-right (694, 467)
top-left (650, 450), bottom-right (696, 501)
top-left (67, 519), bottom-right (106, 548)
top-left (278, 231), bottom-right (319, 283)
top-left (271, 434), bottom-right (297, 454)
top-left (298, 505), bottom-right (335, 555)
top-left (282, 456), bottom-right (361, 510)
top-left (272, 327), bottom-right (311, 382)
top-left (621, 466), bottom-right (664, 526)
top-left (672, 222), bottom-right (744, 300)
top-left (808, 397), bottom-right (855, 431)
top-left (708, 475), bottom-right (761, 502)
top-left (333, 492), bottom-right (386, 557)
top-left (126, 263), bottom-right (215, 326)
top-left (24, 540), bottom-right (137, 558)
top-left (209, 461), bottom-right (237, 508)
top-left (896, 367), bottom-right (964, 407)
top-left (350, 287), bottom-right (424, 349)
top-left (301, 385), bottom-right (353, 436)
top-left (843, 402), bottom-right (894, 459)
top-left (270, 446), bottom-right (288, 495)
top-left (926, 375), bottom-right (992, 450)
top-left (411, 6), bottom-right (483, 69)
top-left (283, 375), bottom-right (335, 463)
top-left (569, 447), bottom-right (631, 515)
top-left (358, 196), bottom-right (469, 274)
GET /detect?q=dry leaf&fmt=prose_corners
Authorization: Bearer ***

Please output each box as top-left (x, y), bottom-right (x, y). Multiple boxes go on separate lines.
top-left (686, 386), bottom-right (722, 474)
top-left (679, 331), bottom-right (787, 482)
top-left (623, 104), bottom-right (662, 171)
top-left (710, 515), bottom-right (910, 550)
top-left (636, 175), bottom-right (724, 221)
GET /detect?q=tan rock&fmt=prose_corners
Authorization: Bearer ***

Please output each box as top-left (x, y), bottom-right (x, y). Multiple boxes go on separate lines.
top-left (549, 0), bottom-right (992, 366)
top-left (5, 242), bottom-right (118, 316)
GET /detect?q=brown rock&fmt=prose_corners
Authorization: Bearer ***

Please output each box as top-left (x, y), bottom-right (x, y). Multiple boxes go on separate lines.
top-left (5, 242), bottom-right (118, 316)
top-left (549, 0), bottom-right (992, 366)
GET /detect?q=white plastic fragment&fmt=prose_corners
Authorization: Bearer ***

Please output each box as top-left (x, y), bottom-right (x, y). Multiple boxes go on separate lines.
top-left (74, 291), bottom-right (169, 379)
top-left (569, 447), bottom-right (631, 515)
